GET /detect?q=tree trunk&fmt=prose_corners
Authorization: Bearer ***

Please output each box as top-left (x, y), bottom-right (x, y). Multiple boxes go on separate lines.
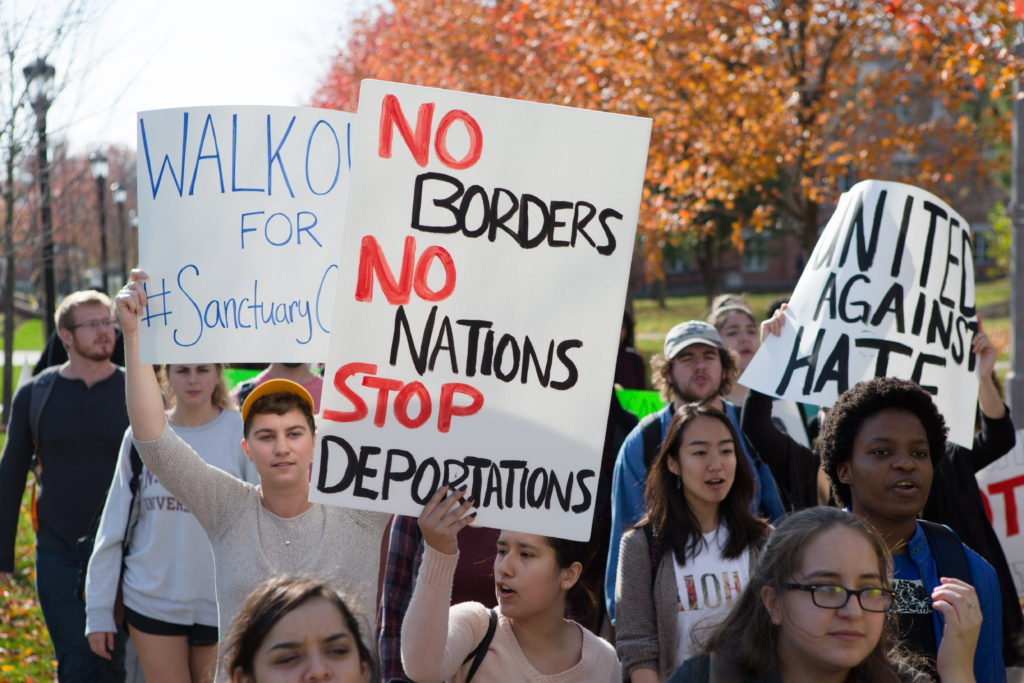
top-left (3, 138), bottom-right (17, 427)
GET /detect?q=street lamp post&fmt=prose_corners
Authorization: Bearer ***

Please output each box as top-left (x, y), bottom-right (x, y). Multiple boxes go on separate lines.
top-left (111, 182), bottom-right (128, 283)
top-left (23, 57), bottom-right (56, 339)
top-left (1009, 37), bottom-right (1024, 428)
top-left (89, 151), bottom-right (109, 293)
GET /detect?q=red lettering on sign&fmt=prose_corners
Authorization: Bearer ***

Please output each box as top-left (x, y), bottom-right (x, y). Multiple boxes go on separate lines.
top-left (988, 474), bottom-right (1024, 537)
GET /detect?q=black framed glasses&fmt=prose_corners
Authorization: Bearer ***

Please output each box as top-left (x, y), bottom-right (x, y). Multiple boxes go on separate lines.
top-left (785, 583), bottom-right (894, 613)
top-left (67, 318), bottom-right (117, 332)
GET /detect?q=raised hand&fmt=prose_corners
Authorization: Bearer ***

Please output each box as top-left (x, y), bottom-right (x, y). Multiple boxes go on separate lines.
top-left (418, 485), bottom-right (476, 555)
top-left (759, 302), bottom-right (788, 343)
top-left (115, 269), bottom-right (149, 336)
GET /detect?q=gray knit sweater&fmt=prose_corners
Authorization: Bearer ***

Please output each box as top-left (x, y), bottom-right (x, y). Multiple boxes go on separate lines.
top-left (134, 423), bottom-right (389, 680)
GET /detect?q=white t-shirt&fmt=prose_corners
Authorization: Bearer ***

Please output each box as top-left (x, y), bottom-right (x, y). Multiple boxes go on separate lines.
top-left (672, 526), bottom-right (750, 660)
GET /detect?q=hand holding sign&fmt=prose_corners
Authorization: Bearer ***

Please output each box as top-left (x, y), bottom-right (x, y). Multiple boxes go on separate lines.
top-left (418, 485), bottom-right (476, 555)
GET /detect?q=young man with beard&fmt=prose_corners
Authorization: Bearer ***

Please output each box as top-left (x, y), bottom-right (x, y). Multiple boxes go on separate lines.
top-left (820, 376), bottom-right (1002, 680)
top-left (0, 290), bottom-right (129, 681)
top-left (604, 321), bottom-right (786, 624)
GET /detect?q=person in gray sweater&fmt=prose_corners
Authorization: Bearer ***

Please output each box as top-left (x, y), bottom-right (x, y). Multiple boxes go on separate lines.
top-left (115, 271), bottom-right (389, 682)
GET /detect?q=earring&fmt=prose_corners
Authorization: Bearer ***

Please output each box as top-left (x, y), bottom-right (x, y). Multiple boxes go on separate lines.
top-left (676, 475), bottom-right (681, 490)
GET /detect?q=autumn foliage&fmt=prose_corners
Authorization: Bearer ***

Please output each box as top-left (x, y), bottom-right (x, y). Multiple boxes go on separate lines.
top-left (313, 0), bottom-right (1023, 277)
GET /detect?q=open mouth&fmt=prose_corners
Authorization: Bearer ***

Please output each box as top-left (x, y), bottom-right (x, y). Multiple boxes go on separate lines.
top-left (496, 582), bottom-right (516, 597)
top-left (892, 480), bottom-right (918, 493)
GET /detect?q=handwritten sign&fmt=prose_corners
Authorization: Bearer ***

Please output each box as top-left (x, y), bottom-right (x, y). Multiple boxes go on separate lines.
top-left (976, 430), bottom-right (1024, 596)
top-left (310, 81), bottom-right (651, 541)
top-left (134, 105), bottom-right (354, 363)
top-left (741, 180), bottom-right (978, 447)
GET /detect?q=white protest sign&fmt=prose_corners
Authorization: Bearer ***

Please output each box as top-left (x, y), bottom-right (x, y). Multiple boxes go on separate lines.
top-left (976, 430), bottom-right (1024, 596)
top-left (135, 105), bottom-right (354, 363)
top-left (310, 80), bottom-right (651, 541)
top-left (741, 180), bottom-right (978, 447)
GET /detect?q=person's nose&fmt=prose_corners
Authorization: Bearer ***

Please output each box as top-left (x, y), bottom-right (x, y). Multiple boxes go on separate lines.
top-left (303, 651), bottom-right (332, 681)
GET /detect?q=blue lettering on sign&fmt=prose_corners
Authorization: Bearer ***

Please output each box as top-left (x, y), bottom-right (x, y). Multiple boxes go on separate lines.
top-left (189, 113), bottom-right (225, 195)
top-left (267, 116), bottom-right (296, 198)
top-left (140, 111), bottom-right (351, 200)
top-left (167, 263), bottom-right (336, 346)
top-left (139, 114), bottom-right (188, 200)
top-left (240, 210), bottom-right (322, 249)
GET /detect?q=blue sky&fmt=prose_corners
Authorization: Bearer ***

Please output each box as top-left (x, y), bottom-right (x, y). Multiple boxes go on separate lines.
top-left (44, 0), bottom-right (365, 153)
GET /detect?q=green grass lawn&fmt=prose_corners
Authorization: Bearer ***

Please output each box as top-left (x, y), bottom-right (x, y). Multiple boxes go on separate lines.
top-left (0, 432), bottom-right (56, 681)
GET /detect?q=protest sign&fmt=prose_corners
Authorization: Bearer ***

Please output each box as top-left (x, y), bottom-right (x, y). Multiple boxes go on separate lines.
top-left (310, 81), bottom-right (651, 541)
top-left (740, 180), bottom-right (978, 446)
top-left (976, 430), bottom-right (1024, 596)
top-left (134, 105), bottom-right (354, 363)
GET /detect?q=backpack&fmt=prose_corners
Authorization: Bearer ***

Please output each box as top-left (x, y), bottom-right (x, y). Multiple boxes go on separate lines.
top-left (73, 444), bottom-right (144, 605)
top-left (918, 520), bottom-right (973, 585)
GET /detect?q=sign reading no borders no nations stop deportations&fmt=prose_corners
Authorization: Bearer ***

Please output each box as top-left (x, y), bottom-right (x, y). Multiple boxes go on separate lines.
top-left (134, 105), bottom-right (355, 363)
top-left (311, 81), bottom-right (652, 541)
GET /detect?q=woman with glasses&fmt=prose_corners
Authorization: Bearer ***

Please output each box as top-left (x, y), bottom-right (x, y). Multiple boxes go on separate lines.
top-left (614, 404), bottom-right (770, 681)
top-left (668, 506), bottom-right (977, 682)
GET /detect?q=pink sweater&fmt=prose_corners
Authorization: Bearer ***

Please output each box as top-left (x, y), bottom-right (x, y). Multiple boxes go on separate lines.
top-left (402, 546), bottom-right (621, 683)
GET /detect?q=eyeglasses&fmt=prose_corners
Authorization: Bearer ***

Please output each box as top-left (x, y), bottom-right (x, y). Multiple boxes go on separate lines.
top-left (785, 583), bottom-right (893, 613)
top-left (67, 318), bottom-right (117, 332)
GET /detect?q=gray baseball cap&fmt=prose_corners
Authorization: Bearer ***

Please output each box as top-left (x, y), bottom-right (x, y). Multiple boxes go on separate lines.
top-left (664, 320), bottom-right (723, 359)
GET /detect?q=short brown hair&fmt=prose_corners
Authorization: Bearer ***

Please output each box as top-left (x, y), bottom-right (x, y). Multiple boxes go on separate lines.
top-left (243, 391), bottom-right (316, 438)
top-left (56, 290), bottom-right (113, 331)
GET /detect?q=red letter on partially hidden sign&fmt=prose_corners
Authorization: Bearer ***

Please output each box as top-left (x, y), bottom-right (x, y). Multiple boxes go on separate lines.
top-left (378, 94), bottom-right (434, 167)
top-left (989, 474), bottom-right (1024, 537)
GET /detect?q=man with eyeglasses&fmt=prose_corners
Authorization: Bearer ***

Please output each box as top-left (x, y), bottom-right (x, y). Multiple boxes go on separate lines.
top-left (0, 290), bottom-right (129, 681)
top-left (819, 376), bottom-right (1003, 681)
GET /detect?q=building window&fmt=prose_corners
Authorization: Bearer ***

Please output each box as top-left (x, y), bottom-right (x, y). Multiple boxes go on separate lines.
top-left (742, 229), bottom-right (767, 273)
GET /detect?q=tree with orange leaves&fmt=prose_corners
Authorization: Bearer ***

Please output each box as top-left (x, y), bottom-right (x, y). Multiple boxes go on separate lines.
top-left (314, 0), bottom-right (1022, 289)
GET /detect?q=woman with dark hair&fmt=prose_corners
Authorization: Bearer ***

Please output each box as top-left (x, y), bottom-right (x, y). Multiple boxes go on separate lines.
top-left (223, 575), bottom-right (373, 683)
top-left (670, 507), bottom-right (949, 682)
top-left (400, 487), bottom-right (620, 682)
top-left (615, 404), bottom-right (770, 681)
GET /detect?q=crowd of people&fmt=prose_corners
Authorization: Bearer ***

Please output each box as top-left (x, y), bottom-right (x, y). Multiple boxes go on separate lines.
top-left (0, 274), bottom-right (1020, 683)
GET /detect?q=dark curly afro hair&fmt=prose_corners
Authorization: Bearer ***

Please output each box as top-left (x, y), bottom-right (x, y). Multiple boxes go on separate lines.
top-left (819, 376), bottom-right (948, 508)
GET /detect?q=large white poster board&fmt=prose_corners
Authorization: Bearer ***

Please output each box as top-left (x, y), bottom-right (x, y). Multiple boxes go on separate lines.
top-left (741, 180), bottom-right (978, 447)
top-left (310, 81), bottom-right (651, 541)
top-left (135, 105), bottom-right (354, 363)
top-left (976, 430), bottom-right (1024, 596)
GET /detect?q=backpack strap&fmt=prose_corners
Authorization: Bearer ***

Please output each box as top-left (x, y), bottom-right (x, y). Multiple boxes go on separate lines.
top-left (463, 608), bottom-right (498, 682)
top-left (708, 652), bottom-right (744, 682)
top-left (918, 520), bottom-right (973, 585)
top-left (28, 367), bottom-right (61, 533)
top-left (640, 410), bottom-right (666, 470)
top-left (28, 366), bottom-right (61, 453)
